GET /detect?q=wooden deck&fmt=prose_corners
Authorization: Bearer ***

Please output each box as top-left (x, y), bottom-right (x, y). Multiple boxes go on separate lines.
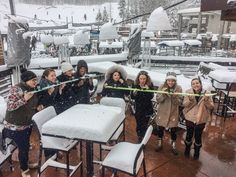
top-left (1, 112), bottom-right (236, 177)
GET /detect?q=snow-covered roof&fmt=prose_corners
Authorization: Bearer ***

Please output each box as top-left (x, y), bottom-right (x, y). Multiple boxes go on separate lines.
top-left (99, 22), bottom-right (119, 41)
top-left (178, 7), bottom-right (200, 15)
top-left (209, 70), bottom-right (236, 83)
top-left (183, 40), bottom-right (202, 46)
top-left (29, 52), bottom-right (128, 69)
top-left (99, 41), bottom-right (123, 48)
top-left (146, 7), bottom-right (172, 32)
top-left (158, 40), bottom-right (185, 47)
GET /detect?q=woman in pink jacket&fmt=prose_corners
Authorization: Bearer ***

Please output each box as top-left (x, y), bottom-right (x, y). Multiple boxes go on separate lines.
top-left (183, 78), bottom-right (214, 159)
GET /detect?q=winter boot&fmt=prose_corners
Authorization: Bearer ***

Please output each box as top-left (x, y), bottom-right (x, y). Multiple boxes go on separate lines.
top-left (193, 143), bottom-right (202, 160)
top-left (171, 141), bottom-right (178, 155)
top-left (184, 140), bottom-right (192, 158)
top-left (21, 169), bottom-right (31, 177)
top-left (155, 138), bottom-right (163, 152)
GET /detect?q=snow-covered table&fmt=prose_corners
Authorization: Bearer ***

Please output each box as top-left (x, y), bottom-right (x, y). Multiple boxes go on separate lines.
top-left (42, 104), bottom-right (125, 177)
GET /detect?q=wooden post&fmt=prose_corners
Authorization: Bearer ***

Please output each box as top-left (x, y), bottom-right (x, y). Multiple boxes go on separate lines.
top-left (197, 12), bottom-right (202, 34)
top-left (217, 21), bottom-right (225, 49)
top-left (177, 14), bottom-right (182, 40)
top-left (0, 32), bottom-right (4, 65)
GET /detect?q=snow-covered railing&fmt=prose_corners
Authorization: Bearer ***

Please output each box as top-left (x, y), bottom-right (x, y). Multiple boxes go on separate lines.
top-left (158, 40), bottom-right (184, 47)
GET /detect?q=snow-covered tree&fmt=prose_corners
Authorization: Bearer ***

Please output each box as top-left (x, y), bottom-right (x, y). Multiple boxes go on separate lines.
top-left (118, 0), bottom-right (127, 21)
top-left (102, 7), bottom-right (109, 22)
top-left (96, 9), bottom-right (102, 22)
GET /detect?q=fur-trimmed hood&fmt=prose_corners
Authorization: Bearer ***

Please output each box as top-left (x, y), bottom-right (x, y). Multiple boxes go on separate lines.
top-left (105, 65), bottom-right (128, 81)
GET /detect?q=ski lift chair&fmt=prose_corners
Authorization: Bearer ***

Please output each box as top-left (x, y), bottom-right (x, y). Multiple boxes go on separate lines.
top-left (101, 125), bottom-right (153, 177)
top-left (32, 106), bottom-right (82, 177)
top-left (98, 97), bottom-right (126, 161)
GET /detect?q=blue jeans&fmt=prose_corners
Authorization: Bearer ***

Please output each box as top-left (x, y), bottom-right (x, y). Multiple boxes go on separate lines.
top-left (3, 126), bottom-right (32, 171)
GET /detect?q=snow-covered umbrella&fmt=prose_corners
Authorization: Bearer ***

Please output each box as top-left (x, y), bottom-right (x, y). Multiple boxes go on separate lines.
top-left (146, 7), bottom-right (172, 32)
top-left (41, 34), bottom-right (53, 44)
top-left (73, 30), bottom-right (90, 46)
top-left (99, 22), bottom-right (119, 41)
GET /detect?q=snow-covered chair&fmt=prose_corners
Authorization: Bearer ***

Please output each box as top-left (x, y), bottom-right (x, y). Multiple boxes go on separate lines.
top-left (101, 125), bottom-right (153, 177)
top-left (0, 124), bottom-right (16, 174)
top-left (99, 97), bottom-right (126, 160)
top-left (32, 106), bottom-right (82, 177)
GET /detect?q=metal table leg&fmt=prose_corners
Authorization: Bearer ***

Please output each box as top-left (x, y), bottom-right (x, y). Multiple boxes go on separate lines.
top-left (86, 141), bottom-right (94, 177)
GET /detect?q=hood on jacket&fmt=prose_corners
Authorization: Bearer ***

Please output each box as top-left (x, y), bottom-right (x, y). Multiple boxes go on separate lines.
top-left (77, 60), bottom-right (88, 72)
top-left (105, 65), bottom-right (128, 81)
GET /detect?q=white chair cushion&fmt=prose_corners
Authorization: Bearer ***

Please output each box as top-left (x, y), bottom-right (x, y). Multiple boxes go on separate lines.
top-left (100, 97), bottom-right (126, 115)
top-left (102, 142), bottom-right (144, 174)
top-left (42, 136), bottom-right (77, 151)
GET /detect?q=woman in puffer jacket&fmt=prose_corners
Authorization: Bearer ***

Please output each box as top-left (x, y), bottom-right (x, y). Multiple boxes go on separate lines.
top-left (183, 77), bottom-right (214, 160)
top-left (101, 65), bottom-right (128, 99)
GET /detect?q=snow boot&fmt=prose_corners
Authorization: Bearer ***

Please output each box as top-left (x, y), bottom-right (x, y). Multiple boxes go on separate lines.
top-left (171, 141), bottom-right (178, 155)
top-left (184, 140), bottom-right (192, 158)
top-left (193, 143), bottom-right (202, 160)
top-left (155, 138), bottom-right (163, 152)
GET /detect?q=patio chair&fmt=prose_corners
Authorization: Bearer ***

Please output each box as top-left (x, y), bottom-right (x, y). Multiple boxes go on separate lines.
top-left (101, 125), bottom-right (153, 177)
top-left (99, 97), bottom-right (126, 160)
top-left (32, 106), bottom-right (82, 177)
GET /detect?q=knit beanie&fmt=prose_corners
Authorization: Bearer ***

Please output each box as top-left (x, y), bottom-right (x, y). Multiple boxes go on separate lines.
top-left (166, 72), bottom-right (177, 81)
top-left (61, 62), bottom-right (74, 73)
top-left (21, 69), bottom-right (37, 82)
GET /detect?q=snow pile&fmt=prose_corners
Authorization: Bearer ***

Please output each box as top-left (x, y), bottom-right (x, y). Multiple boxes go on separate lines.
top-left (42, 104), bottom-right (124, 142)
top-left (158, 40), bottom-right (184, 47)
top-left (99, 41), bottom-right (123, 48)
top-left (99, 22), bottom-right (119, 41)
top-left (196, 34), bottom-right (202, 40)
top-left (22, 31), bottom-right (33, 39)
top-left (73, 30), bottom-right (90, 46)
top-left (54, 36), bottom-right (69, 45)
top-left (211, 34), bottom-right (218, 42)
top-left (0, 96), bottom-right (6, 123)
top-left (183, 40), bottom-right (202, 46)
top-left (209, 70), bottom-right (236, 83)
top-left (230, 34), bottom-right (236, 42)
top-left (141, 30), bottom-right (155, 38)
top-left (8, 16), bottom-right (28, 24)
top-left (40, 34), bottom-right (54, 44)
top-left (146, 7), bottom-right (172, 32)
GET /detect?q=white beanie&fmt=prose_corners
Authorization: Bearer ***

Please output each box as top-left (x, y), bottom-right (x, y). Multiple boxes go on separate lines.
top-left (61, 62), bottom-right (74, 73)
top-left (166, 72), bottom-right (177, 81)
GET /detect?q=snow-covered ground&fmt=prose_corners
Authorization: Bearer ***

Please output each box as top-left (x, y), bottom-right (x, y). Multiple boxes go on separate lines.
top-left (0, 2), bottom-right (120, 33)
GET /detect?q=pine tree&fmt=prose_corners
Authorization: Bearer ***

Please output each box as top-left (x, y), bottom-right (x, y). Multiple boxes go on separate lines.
top-left (96, 9), bottom-right (102, 22)
top-left (118, 0), bottom-right (127, 21)
top-left (102, 7), bottom-right (109, 22)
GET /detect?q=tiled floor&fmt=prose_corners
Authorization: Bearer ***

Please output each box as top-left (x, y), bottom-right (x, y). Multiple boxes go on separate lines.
top-left (1, 112), bottom-right (236, 177)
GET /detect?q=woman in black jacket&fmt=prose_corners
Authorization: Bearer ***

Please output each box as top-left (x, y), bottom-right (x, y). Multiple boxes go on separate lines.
top-left (131, 71), bottom-right (154, 142)
top-left (102, 65), bottom-right (128, 99)
top-left (74, 60), bottom-right (94, 104)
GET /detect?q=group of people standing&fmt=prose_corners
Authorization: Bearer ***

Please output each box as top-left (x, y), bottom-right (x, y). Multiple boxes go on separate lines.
top-left (2, 63), bottom-right (214, 177)
top-left (101, 65), bottom-right (214, 159)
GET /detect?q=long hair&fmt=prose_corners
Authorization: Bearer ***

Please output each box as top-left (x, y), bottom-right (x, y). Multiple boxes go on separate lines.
top-left (42, 68), bottom-right (55, 79)
top-left (134, 71), bottom-right (152, 86)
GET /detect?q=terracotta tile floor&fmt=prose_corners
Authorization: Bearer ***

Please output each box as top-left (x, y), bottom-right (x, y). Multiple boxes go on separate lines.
top-left (1, 112), bottom-right (236, 177)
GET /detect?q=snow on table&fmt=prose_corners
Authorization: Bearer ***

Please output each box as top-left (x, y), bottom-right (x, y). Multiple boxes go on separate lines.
top-left (209, 70), bottom-right (236, 83)
top-left (99, 41), bottom-right (123, 49)
top-left (42, 104), bottom-right (125, 143)
top-left (158, 40), bottom-right (184, 47)
top-left (183, 40), bottom-right (202, 46)
top-left (29, 52), bottom-right (128, 69)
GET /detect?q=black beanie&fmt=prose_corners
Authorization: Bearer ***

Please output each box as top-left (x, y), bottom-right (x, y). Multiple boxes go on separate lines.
top-left (21, 69), bottom-right (37, 82)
